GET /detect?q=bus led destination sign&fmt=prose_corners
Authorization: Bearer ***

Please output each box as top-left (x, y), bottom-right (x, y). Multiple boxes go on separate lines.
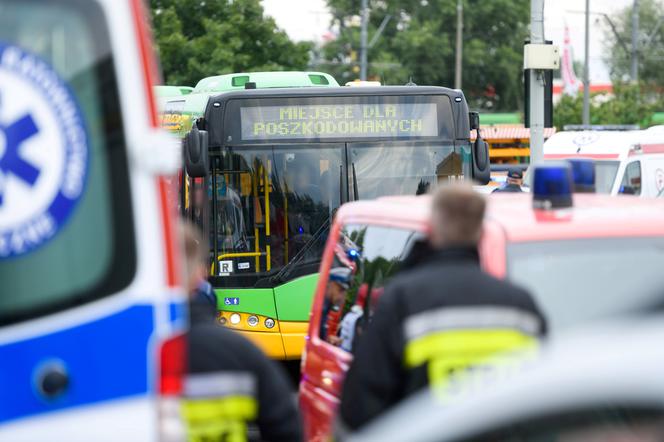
top-left (240, 102), bottom-right (438, 140)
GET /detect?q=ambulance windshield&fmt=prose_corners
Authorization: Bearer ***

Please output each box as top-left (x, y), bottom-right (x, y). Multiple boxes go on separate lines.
top-left (507, 237), bottom-right (664, 333)
top-left (595, 161), bottom-right (620, 194)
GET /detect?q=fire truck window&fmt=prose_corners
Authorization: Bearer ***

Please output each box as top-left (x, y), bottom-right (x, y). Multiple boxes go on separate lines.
top-left (319, 224), bottom-right (422, 352)
top-left (619, 161), bottom-right (642, 195)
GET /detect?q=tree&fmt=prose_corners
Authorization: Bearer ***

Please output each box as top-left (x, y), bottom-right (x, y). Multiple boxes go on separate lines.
top-left (318, 0), bottom-right (530, 111)
top-left (605, 0), bottom-right (664, 88)
top-left (150, 0), bottom-right (312, 86)
top-left (553, 83), bottom-right (659, 129)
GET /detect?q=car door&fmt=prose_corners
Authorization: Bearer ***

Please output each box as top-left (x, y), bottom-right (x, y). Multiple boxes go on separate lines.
top-left (300, 218), bottom-right (423, 441)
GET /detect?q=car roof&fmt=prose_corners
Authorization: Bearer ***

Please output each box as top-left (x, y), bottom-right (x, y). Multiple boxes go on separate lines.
top-left (336, 193), bottom-right (664, 242)
top-left (351, 316), bottom-right (664, 442)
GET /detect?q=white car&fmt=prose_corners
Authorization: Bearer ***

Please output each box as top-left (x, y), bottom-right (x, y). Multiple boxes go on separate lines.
top-left (349, 316), bottom-right (664, 442)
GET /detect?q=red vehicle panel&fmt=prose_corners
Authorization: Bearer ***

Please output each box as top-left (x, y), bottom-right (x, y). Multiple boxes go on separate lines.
top-left (299, 193), bottom-right (664, 441)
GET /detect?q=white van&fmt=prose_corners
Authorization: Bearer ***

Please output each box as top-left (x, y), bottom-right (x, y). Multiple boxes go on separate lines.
top-left (0, 1), bottom-right (185, 440)
top-left (543, 127), bottom-right (664, 197)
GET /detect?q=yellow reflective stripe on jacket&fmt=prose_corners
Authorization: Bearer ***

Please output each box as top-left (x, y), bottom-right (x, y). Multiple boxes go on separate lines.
top-left (404, 329), bottom-right (537, 391)
top-left (182, 395), bottom-right (258, 422)
top-left (181, 395), bottom-right (258, 442)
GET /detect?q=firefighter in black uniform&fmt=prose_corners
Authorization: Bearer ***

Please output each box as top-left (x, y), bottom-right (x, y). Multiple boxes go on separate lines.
top-left (181, 223), bottom-right (302, 442)
top-left (338, 184), bottom-right (547, 432)
top-left (493, 168), bottom-right (524, 193)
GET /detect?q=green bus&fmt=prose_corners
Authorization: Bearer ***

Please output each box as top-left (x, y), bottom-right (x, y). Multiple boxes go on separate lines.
top-left (176, 75), bottom-right (490, 360)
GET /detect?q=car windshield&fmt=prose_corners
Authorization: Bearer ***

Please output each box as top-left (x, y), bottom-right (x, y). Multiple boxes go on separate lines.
top-left (349, 143), bottom-right (460, 198)
top-left (595, 160), bottom-right (620, 194)
top-left (507, 237), bottom-right (664, 332)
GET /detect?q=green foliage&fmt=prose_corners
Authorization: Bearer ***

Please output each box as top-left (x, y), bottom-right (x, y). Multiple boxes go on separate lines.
top-left (150, 0), bottom-right (312, 86)
top-left (605, 0), bottom-right (664, 88)
top-left (553, 83), bottom-right (659, 129)
top-left (319, 0), bottom-right (530, 110)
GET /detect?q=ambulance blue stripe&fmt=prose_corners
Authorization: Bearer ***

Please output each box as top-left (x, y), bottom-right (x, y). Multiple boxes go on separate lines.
top-left (0, 305), bottom-right (154, 424)
top-left (169, 300), bottom-right (188, 331)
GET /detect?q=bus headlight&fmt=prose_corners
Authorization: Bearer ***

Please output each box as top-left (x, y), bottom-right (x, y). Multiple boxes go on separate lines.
top-left (247, 315), bottom-right (259, 327)
top-left (230, 313), bottom-right (241, 325)
top-left (265, 318), bottom-right (275, 329)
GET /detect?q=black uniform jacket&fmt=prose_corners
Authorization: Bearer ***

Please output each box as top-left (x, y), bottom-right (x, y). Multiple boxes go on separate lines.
top-left (339, 247), bottom-right (547, 431)
top-left (185, 300), bottom-right (302, 442)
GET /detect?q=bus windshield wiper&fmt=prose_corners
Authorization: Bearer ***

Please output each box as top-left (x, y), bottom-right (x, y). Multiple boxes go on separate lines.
top-left (269, 216), bottom-right (332, 285)
top-left (352, 162), bottom-right (359, 200)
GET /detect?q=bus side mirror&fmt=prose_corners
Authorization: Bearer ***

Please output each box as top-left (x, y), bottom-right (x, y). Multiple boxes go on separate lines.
top-left (469, 111), bottom-right (480, 130)
top-left (473, 138), bottom-right (490, 185)
top-left (184, 126), bottom-right (209, 178)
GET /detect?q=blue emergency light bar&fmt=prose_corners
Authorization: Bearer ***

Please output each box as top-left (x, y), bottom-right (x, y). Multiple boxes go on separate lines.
top-left (567, 158), bottom-right (595, 193)
top-left (532, 163), bottom-right (573, 209)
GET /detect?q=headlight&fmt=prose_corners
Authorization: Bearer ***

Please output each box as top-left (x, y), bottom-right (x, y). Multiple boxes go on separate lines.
top-left (247, 315), bottom-right (259, 327)
top-left (218, 316), bottom-right (227, 325)
top-left (230, 313), bottom-right (241, 325)
top-left (264, 318), bottom-right (275, 329)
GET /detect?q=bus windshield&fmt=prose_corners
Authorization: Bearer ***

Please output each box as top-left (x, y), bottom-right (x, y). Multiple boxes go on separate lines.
top-left (209, 141), bottom-right (462, 285)
top-left (350, 142), bottom-right (459, 198)
top-left (507, 237), bottom-right (664, 332)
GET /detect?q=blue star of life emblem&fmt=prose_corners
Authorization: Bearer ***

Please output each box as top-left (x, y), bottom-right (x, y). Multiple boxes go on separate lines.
top-left (0, 113), bottom-right (40, 206)
top-left (0, 42), bottom-right (89, 259)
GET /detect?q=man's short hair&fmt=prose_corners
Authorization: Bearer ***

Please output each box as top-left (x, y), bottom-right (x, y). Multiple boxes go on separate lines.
top-left (431, 184), bottom-right (486, 246)
top-left (182, 222), bottom-right (208, 273)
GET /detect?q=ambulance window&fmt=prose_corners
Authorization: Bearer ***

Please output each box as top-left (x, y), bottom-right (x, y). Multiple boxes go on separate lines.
top-left (0, 1), bottom-right (134, 325)
top-left (619, 161), bottom-right (642, 195)
top-left (319, 224), bottom-right (421, 352)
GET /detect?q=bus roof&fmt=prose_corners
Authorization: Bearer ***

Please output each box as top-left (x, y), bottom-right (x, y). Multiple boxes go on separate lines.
top-left (154, 85), bottom-right (193, 97)
top-left (207, 85), bottom-right (463, 102)
top-left (192, 71), bottom-right (339, 93)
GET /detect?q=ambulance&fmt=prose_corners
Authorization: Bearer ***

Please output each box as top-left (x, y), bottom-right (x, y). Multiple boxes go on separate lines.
top-left (299, 163), bottom-right (664, 441)
top-left (543, 126), bottom-right (664, 197)
top-left (0, 0), bottom-right (186, 440)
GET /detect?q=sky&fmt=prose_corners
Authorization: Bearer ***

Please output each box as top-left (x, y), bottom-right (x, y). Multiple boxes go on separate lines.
top-left (262, 0), bottom-right (634, 83)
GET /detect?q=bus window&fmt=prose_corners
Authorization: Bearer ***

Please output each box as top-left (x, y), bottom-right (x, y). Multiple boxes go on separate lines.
top-left (209, 145), bottom-right (343, 282)
top-left (0, 1), bottom-right (134, 324)
top-left (349, 142), bottom-right (461, 199)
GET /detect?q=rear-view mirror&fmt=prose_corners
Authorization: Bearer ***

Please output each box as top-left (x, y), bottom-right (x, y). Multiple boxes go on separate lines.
top-left (184, 125), bottom-right (209, 178)
top-left (469, 111), bottom-right (480, 130)
top-left (473, 138), bottom-right (490, 185)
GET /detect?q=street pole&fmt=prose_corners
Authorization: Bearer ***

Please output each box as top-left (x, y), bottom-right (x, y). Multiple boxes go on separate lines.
top-left (631, 0), bottom-right (639, 82)
top-left (360, 0), bottom-right (368, 81)
top-left (529, 0), bottom-right (545, 166)
top-left (454, 0), bottom-right (463, 89)
top-left (582, 0), bottom-right (590, 125)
